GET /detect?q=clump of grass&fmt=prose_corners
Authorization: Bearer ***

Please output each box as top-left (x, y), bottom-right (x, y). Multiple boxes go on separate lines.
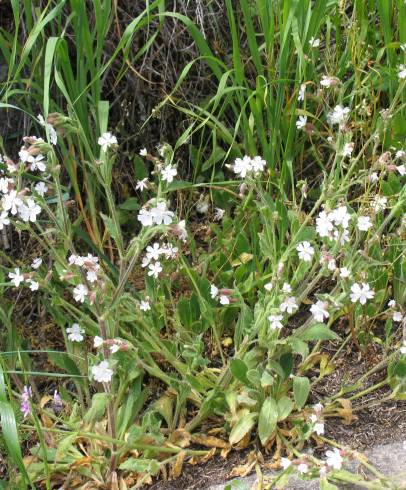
top-left (0, 1), bottom-right (405, 489)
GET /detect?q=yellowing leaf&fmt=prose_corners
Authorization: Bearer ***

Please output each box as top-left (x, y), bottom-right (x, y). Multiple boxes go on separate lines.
top-left (192, 435), bottom-right (229, 449)
top-left (170, 451), bottom-right (186, 479)
top-left (231, 253), bottom-right (253, 267)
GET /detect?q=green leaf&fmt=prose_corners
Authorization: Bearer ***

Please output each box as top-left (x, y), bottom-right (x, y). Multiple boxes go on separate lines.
top-left (320, 480), bottom-right (339, 490)
top-left (118, 197), bottom-right (140, 211)
top-left (119, 457), bottom-right (160, 475)
top-left (258, 397), bottom-right (278, 445)
top-left (0, 393), bottom-right (30, 487)
top-left (83, 393), bottom-right (108, 423)
top-left (55, 432), bottom-right (78, 462)
top-left (293, 376), bottom-right (310, 410)
top-left (230, 359), bottom-right (250, 385)
top-left (48, 352), bottom-right (83, 381)
top-left (298, 324), bottom-right (340, 342)
top-left (277, 396), bottom-right (294, 421)
top-left (100, 213), bottom-right (119, 243)
top-left (290, 338), bottom-right (309, 359)
top-left (229, 412), bottom-right (257, 445)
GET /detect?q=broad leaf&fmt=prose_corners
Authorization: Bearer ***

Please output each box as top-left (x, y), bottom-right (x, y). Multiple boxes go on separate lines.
top-left (293, 376), bottom-right (310, 410)
top-left (258, 397), bottom-right (278, 445)
top-left (229, 412), bottom-right (257, 445)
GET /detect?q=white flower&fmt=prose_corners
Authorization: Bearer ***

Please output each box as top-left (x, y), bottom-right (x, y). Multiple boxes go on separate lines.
top-left (309, 37), bottom-right (320, 48)
top-left (251, 156), bottom-right (266, 173)
top-left (296, 241), bottom-right (315, 262)
top-left (174, 220), bottom-right (187, 241)
top-left (141, 256), bottom-right (150, 268)
top-left (331, 206), bottom-right (351, 229)
top-left (314, 403), bottom-right (324, 413)
top-left (327, 258), bottom-right (336, 271)
top-left (214, 207), bottom-right (225, 221)
top-left (211, 284), bottom-right (230, 305)
top-left (18, 198), bottom-right (41, 222)
top-left (370, 172), bottom-right (379, 182)
top-left (281, 458), bottom-right (292, 469)
top-left (98, 132), bottom-right (117, 151)
top-left (19, 149), bottom-right (32, 163)
top-left (34, 181), bottom-right (48, 196)
top-left (264, 282), bottom-right (273, 291)
top-left (0, 211), bottom-right (10, 230)
top-left (38, 114), bottom-right (57, 145)
top-left (393, 311), bottom-right (403, 322)
top-left (0, 177), bottom-right (13, 194)
top-left (162, 243), bottom-right (178, 259)
top-left (161, 165), bottom-right (177, 183)
top-left (340, 267), bottom-right (351, 278)
top-left (151, 201), bottom-right (174, 225)
top-left (27, 280), bottom-right (39, 291)
top-left (268, 314), bottom-right (284, 330)
top-left (233, 156), bottom-right (252, 178)
top-left (325, 448), bottom-right (343, 470)
top-left (219, 294), bottom-right (230, 305)
top-left (328, 105), bottom-right (350, 126)
top-left (92, 360), bottom-right (113, 383)
top-left (66, 323), bottom-right (84, 342)
top-left (9, 268), bottom-right (24, 287)
top-left (31, 257), bottom-right (42, 269)
top-left (316, 211), bottom-right (334, 237)
top-left (146, 242), bottom-right (163, 261)
top-left (298, 83), bottom-right (306, 101)
top-left (140, 299), bottom-right (151, 311)
top-left (148, 261), bottom-right (162, 278)
top-left (320, 75), bottom-right (338, 87)
top-left (139, 148), bottom-right (148, 156)
top-left (314, 422), bottom-right (325, 435)
top-left (350, 283), bottom-right (375, 305)
top-left (395, 150), bottom-right (405, 160)
top-left (371, 196), bottom-right (387, 213)
top-left (110, 343), bottom-right (120, 354)
top-left (396, 164), bottom-right (406, 176)
top-left (280, 296), bottom-right (298, 314)
top-left (401, 340), bottom-right (406, 355)
top-left (138, 208), bottom-right (154, 227)
top-left (398, 64), bottom-right (406, 79)
top-left (333, 228), bottom-right (350, 244)
top-left (282, 282), bottom-right (292, 294)
top-left (310, 301), bottom-right (329, 323)
top-left (73, 284), bottom-right (88, 303)
top-left (296, 115), bottom-right (307, 129)
top-left (94, 336), bottom-right (104, 348)
top-left (342, 142), bottom-right (354, 157)
top-left (136, 178), bottom-right (149, 191)
top-left (297, 463), bottom-right (308, 474)
top-left (357, 216), bottom-right (373, 231)
top-left (30, 154), bottom-right (46, 172)
top-left (388, 299), bottom-right (396, 308)
top-left (2, 190), bottom-right (23, 215)
top-left (86, 270), bottom-right (98, 283)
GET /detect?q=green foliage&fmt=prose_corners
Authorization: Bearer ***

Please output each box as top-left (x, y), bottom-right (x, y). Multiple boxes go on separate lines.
top-left (0, 0), bottom-right (405, 488)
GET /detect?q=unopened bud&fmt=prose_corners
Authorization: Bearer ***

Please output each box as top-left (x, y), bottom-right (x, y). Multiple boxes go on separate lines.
top-left (60, 271), bottom-right (75, 281)
top-left (88, 291), bottom-right (97, 305)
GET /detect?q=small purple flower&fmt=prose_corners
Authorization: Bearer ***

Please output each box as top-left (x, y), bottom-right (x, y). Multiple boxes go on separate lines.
top-left (20, 385), bottom-right (32, 418)
top-left (53, 390), bottom-right (63, 414)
